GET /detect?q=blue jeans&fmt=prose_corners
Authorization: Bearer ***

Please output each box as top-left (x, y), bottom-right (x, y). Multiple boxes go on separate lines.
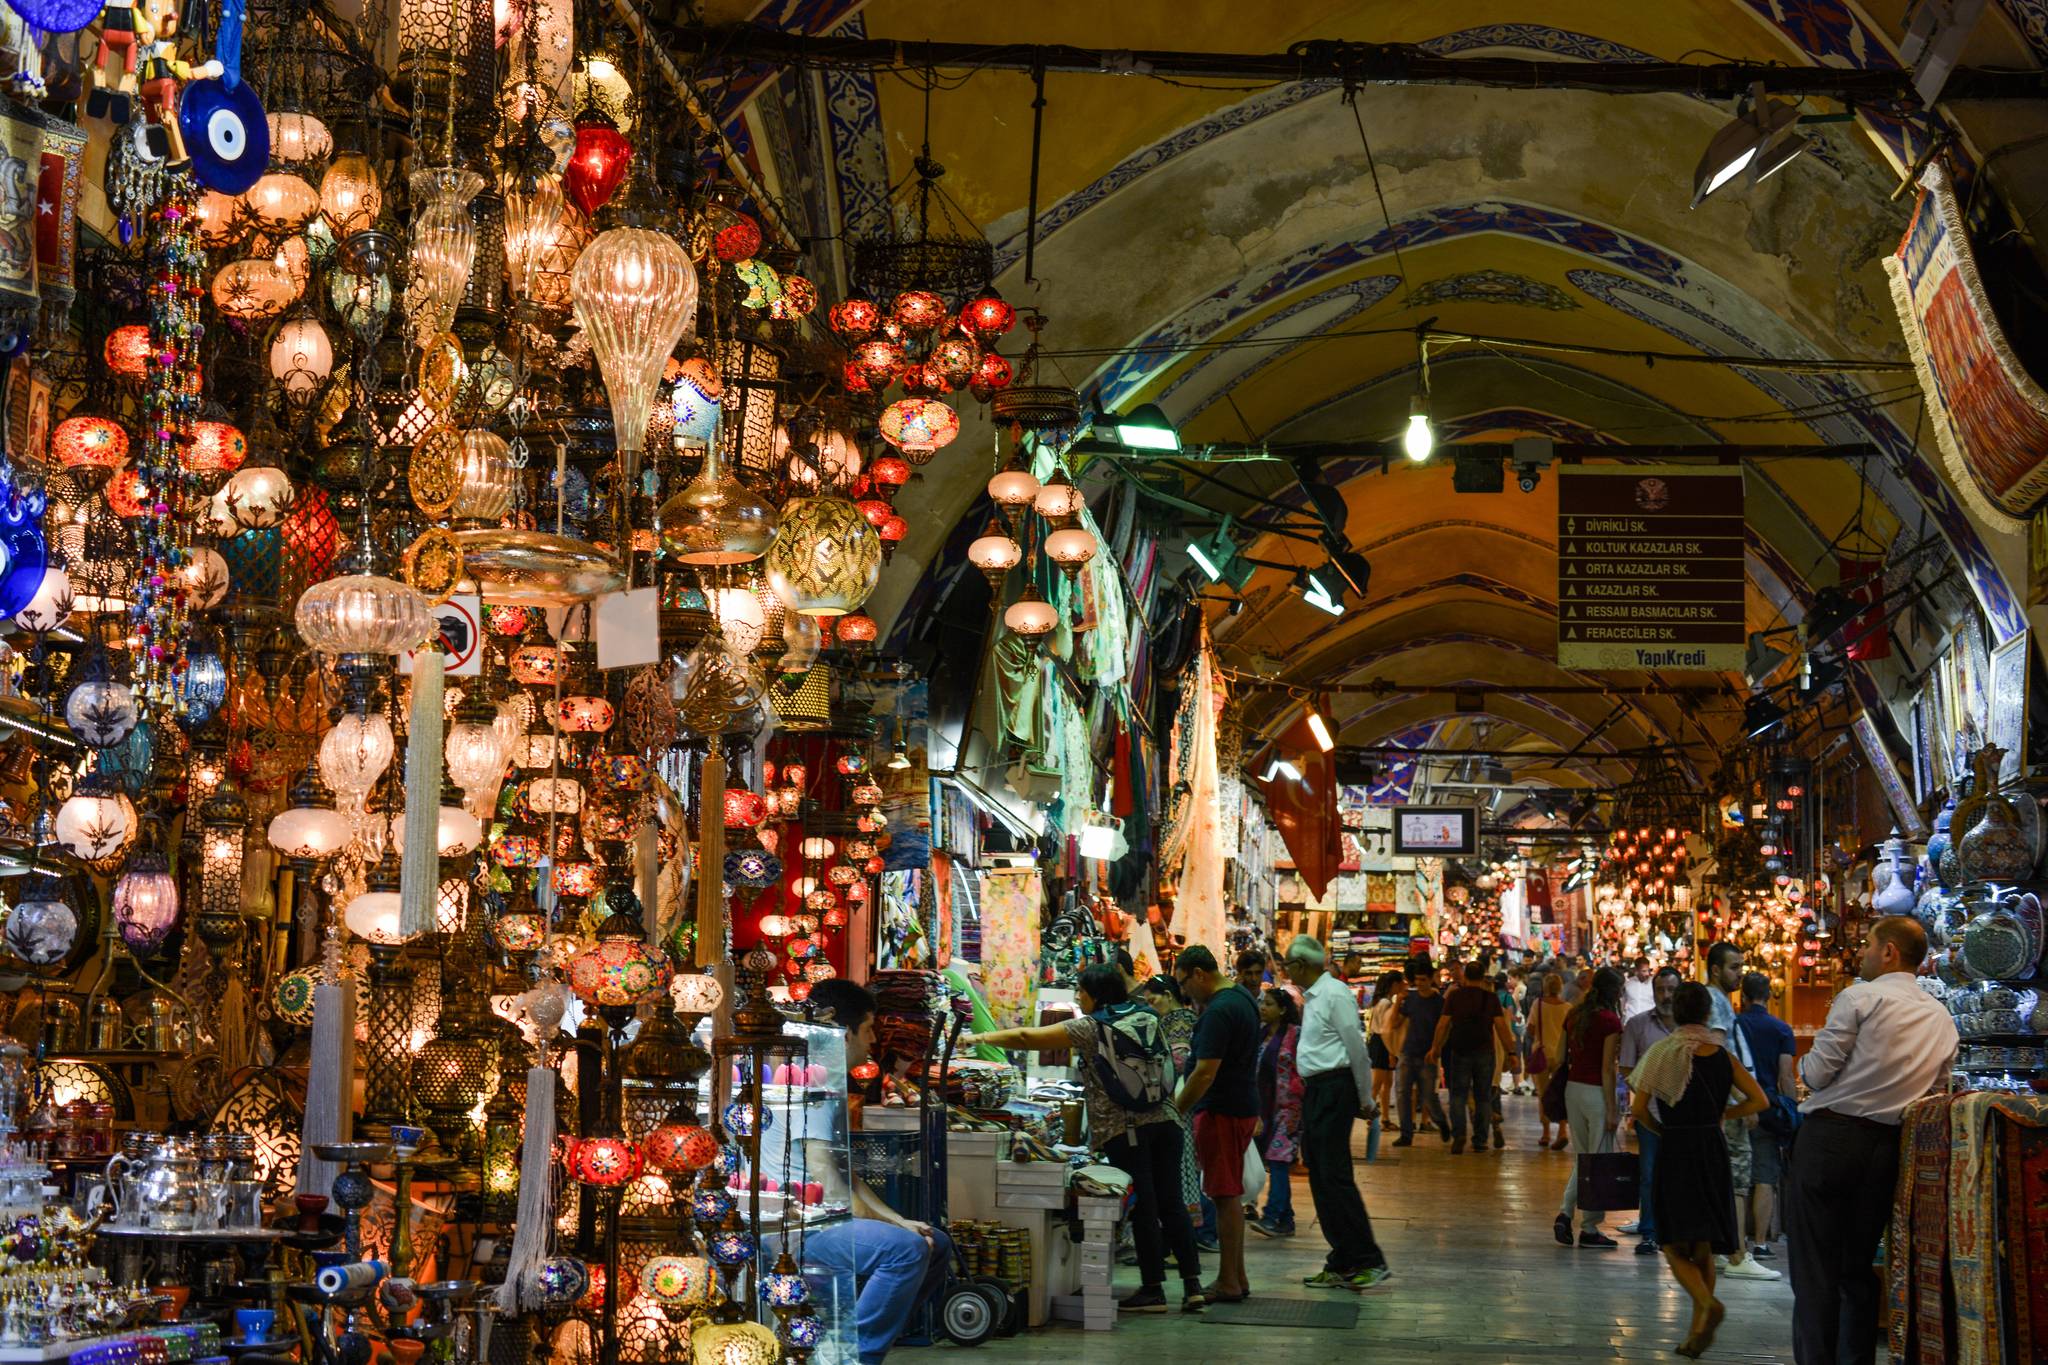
top-left (804, 1219), bottom-right (954, 1365)
top-left (1636, 1126), bottom-right (1660, 1244)
top-left (1397, 1056), bottom-right (1448, 1139)
top-left (1443, 1049), bottom-right (1494, 1147)
top-left (1260, 1157), bottom-right (1294, 1229)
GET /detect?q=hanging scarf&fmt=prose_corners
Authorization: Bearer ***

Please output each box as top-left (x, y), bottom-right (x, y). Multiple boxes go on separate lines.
top-left (1627, 1023), bottom-right (1719, 1107)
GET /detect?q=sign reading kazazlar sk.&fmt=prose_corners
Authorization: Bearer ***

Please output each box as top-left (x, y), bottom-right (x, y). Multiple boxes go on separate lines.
top-left (1556, 465), bottom-right (1746, 672)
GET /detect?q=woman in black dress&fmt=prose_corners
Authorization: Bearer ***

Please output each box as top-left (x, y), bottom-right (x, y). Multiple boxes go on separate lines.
top-left (1627, 982), bottom-right (1770, 1358)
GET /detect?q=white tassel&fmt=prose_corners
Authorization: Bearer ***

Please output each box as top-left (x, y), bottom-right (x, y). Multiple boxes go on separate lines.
top-left (492, 1063), bottom-right (557, 1315)
top-left (398, 649), bottom-right (446, 941)
top-left (296, 959), bottom-right (356, 1199)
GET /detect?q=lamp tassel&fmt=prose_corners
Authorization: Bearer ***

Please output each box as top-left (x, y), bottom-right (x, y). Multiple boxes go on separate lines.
top-left (398, 647), bottom-right (446, 941)
top-left (296, 928), bottom-right (355, 1199)
top-left (492, 1061), bottom-right (557, 1315)
top-left (695, 748), bottom-right (725, 966)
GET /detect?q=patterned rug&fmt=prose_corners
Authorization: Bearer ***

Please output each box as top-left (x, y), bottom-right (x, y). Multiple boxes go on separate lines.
top-left (2002, 1117), bottom-right (2048, 1363)
top-left (1890, 1095), bottom-right (1955, 1365)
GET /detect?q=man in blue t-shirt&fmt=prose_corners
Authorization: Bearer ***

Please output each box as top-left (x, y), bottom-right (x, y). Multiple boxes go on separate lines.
top-left (1390, 963), bottom-right (1450, 1145)
top-left (1734, 971), bottom-right (1797, 1262)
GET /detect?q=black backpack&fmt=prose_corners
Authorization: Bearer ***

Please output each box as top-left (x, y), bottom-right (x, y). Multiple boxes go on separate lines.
top-left (1088, 1003), bottom-right (1171, 1111)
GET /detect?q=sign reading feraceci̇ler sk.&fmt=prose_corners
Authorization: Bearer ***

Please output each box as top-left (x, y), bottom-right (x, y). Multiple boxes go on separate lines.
top-left (1557, 465), bottom-right (1746, 672)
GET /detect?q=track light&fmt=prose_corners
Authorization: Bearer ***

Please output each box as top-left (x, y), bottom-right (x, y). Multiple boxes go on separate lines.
top-left (1105, 403), bottom-right (1181, 453)
top-left (1305, 706), bottom-right (1334, 753)
top-left (1402, 392), bottom-right (1434, 462)
top-left (1691, 86), bottom-right (1807, 207)
top-left (1187, 518), bottom-right (1255, 589)
top-left (1294, 567), bottom-right (1345, 616)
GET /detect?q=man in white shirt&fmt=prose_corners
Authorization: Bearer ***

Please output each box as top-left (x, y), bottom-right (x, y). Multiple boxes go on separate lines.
top-left (1621, 957), bottom-right (1657, 1022)
top-left (1786, 916), bottom-right (1956, 1365)
top-left (1279, 935), bottom-right (1390, 1292)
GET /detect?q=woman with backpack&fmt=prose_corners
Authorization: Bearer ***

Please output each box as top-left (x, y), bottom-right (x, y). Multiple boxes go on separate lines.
top-left (965, 964), bottom-right (1205, 1313)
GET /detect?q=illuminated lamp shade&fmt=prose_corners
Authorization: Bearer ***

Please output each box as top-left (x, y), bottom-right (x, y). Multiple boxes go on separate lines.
top-left (568, 919), bottom-right (673, 1009)
top-left (268, 315), bottom-right (334, 399)
top-left (13, 567), bottom-right (71, 633)
top-left (212, 257), bottom-right (300, 320)
top-left (246, 171), bottom-right (321, 234)
top-left (835, 613), bottom-right (878, 651)
top-left (64, 677), bottom-right (138, 746)
top-left (707, 584), bottom-right (767, 655)
top-left (113, 851), bottom-right (178, 952)
top-left (670, 357), bottom-right (722, 446)
top-left (961, 291), bottom-right (1016, 338)
top-left (822, 906), bottom-right (848, 928)
top-left (552, 861), bottom-right (601, 899)
top-left (452, 430), bottom-right (517, 520)
top-left (566, 1132), bottom-right (643, 1187)
top-left (267, 802), bottom-right (350, 861)
top-left (972, 351), bottom-right (1014, 394)
top-left (640, 1253), bottom-right (713, 1308)
top-left (267, 110), bottom-right (332, 167)
top-left (318, 712), bottom-right (395, 805)
top-left (853, 339), bottom-right (903, 389)
top-left (692, 1318), bottom-right (780, 1365)
top-left (51, 414), bottom-right (129, 472)
top-left (815, 428), bottom-right (862, 487)
top-left (104, 325), bottom-right (152, 380)
top-left (723, 789), bottom-right (768, 829)
top-left (342, 885), bottom-right (406, 945)
top-left (763, 497), bottom-right (882, 618)
top-left (879, 516), bottom-right (907, 550)
top-left (1004, 581), bottom-right (1059, 637)
top-left (221, 460), bottom-right (296, 530)
top-left (827, 296), bottom-right (880, 339)
top-left (509, 642), bottom-right (563, 685)
top-left (671, 972), bottom-right (725, 1017)
top-left (54, 782), bottom-right (135, 861)
top-left (185, 420), bottom-right (248, 474)
top-left (890, 290), bottom-right (948, 332)
top-left (878, 398), bottom-right (958, 458)
top-left (572, 225), bottom-right (699, 474)
top-left (851, 782), bottom-right (884, 808)
top-left (1045, 526), bottom-right (1098, 573)
top-left (988, 463), bottom-right (1040, 525)
top-left (656, 433), bottom-right (777, 565)
top-left (295, 574), bottom-right (434, 655)
top-left (869, 454), bottom-right (910, 493)
top-left (771, 274), bottom-right (818, 320)
top-left (799, 836), bottom-right (836, 861)
top-left (711, 210), bottom-right (762, 263)
top-left (550, 693), bottom-right (615, 733)
top-left (105, 467), bottom-right (149, 519)
top-left (855, 499), bottom-right (890, 532)
top-left (319, 151), bottom-right (382, 235)
top-left (485, 605), bottom-right (530, 636)
top-left (968, 522), bottom-right (1022, 576)
top-left (563, 110), bottom-right (632, 217)
top-left (825, 864), bottom-right (858, 888)
top-left (490, 833), bottom-right (544, 870)
top-left (527, 777), bottom-right (584, 814)
top-left (929, 336), bottom-right (980, 389)
top-left (1034, 468), bottom-right (1085, 522)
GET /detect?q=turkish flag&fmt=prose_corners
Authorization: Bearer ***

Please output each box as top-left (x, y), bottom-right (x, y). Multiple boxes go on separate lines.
top-left (1257, 715), bottom-right (1341, 904)
top-left (1839, 557), bottom-right (1891, 661)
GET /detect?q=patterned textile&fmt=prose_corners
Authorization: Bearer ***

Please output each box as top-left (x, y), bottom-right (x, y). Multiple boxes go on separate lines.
top-left (2003, 1118), bottom-right (2048, 1363)
top-left (1888, 164), bottom-right (2048, 532)
top-left (977, 869), bottom-right (1041, 1031)
top-left (1261, 1024), bottom-right (1305, 1165)
top-left (1889, 1094), bottom-right (1955, 1365)
top-left (1169, 640), bottom-right (1228, 952)
top-left (1950, 1092), bottom-right (2048, 1364)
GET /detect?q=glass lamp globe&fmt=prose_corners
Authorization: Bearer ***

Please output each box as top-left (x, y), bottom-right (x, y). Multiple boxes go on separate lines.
top-left (445, 717), bottom-right (508, 795)
top-left (113, 851), bottom-right (179, 952)
top-left (877, 398), bottom-right (959, 457)
top-left (104, 324), bottom-right (152, 380)
top-left (54, 783), bottom-right (136, 862)
top-left (1004, 582), bottom-right (1059, 637)
top-left (1045, 527), bottom-right (1098, 571)
top-left (571, 226), bottom-right (699, 473)
top-left (763, 497), bottom-right (881, 618)
top-left (670, 359), bottom-right (722, 448)
top-left (5, 876), bottom-right (76, 966)
top-left (708, 585), bottom-right (767, 655)
top-left (295, 574), bottom-right (434, 655)
top-left (318, 712), bottom-right (396, 803)
top-left (967, 522), bottom-right (1022, 576)
top-left (343, 887), bottom-right (406, 945)
top-left (268, 803), bottom-right (351, 861)
top-left (14, 567), bottom-right (72, 633)
top-left (222, 460), bottom-right (295, 530)
top-left (407, 167), bottom-right (486, 340)
top-left (268, 110), bottom-right (332, 167)
top-left (987, 462), bottom-right (1040, 517)
top-left (64, 678), bottom-right (139, 746)
top-left (268, 315), bottom-right (334, 399)
top-left (247, 171), bottom-right (320, 235)
top-left (52, 414), bottom-right (128, 474)
top-left (1033, 469), bottom-right (1085, 523)
top-left (452, 430), bottom-right (517, 520)
top-left (657, 438), bottom-right (777, 566)
top-left (320, 152), bottom-right (382, 235)
top-left (502, 172), bottom-right (569, 305)
top-left (671, 972), bottom-right (725, 1017)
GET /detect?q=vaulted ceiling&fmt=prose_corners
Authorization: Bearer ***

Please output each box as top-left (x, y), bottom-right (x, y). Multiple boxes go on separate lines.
top-left (711, 0), bottom-right (2048, 789)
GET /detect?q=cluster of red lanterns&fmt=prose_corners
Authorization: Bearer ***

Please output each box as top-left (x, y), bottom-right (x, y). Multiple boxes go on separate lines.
top-left (829, 286), bottom-right (1015, 401)
top-left (1603, 824), bottom-right (1693, 899)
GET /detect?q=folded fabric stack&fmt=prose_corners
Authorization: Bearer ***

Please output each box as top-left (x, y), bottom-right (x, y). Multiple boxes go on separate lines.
top-left (927, 1058), bottom-right (1021, 1110)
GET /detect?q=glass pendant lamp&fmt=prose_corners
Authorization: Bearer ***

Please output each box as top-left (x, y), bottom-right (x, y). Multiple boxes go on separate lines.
top-left (1004, 578), bottom-right (1058, 638)
top-left (967, 520), bottom-right (1022, 589)
top-left (571, 221), bottom-right (699, 489)
top-left (319, 146), bottom-right (382, 236)
top-left (407, 166), bottom-right (486, 342)
top-left (763, 496), bottom-right (881, 618)
top-left (452, 430), bottom-right (517, 520)
top-left (987, 455), bottom-right (1041, 530)
top-left (656, 431), bottom-right (777, 566)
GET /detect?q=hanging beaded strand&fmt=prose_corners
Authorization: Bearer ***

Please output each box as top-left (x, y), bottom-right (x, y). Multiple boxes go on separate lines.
top-left (137, 185), bottom-right (206, 718)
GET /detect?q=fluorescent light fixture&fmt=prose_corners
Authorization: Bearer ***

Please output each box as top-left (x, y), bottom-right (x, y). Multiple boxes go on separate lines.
top-left (1188, 539), bottom-right (1224, 582)
top-left (1402, 393), bottom-right (1434, 462)
top-left (1187, 519), bottom-right (1256, 589)
top-left (1305, 707), bottom-right (1334, 753)
top-left (1261, 757), bottom-right (1302, 783)
top-left (1691, 88), bottom-right (1805, 207)
top-left (1108, 403), bottom-right (1181, 453)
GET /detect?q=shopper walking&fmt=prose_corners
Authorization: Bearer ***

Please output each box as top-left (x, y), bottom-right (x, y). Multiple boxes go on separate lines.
top-left (1426, 960), bottom-right (1519, 1152)
top-left (1173, 945), bottom-right (1262, 1304)
top-left (1786, 917), bottom-right (1957, 1365)
top-left (1622, 957), bottom-right (1657, 1022)
top-left (1280, 936), bottom-right (1391, 1290)
top-left (1366, 970), bottom-right (1404, 1146)
top-left (1136, 975), bottom-right (1204, 1222)
top-left (1554, 966), bottom-right (1625, 1249)
top-left (1526, 972), bottom-right (1570, 1149)
top-left (1733, 971), bottom-right (1796, 1261)
top-left (1627, 982), bottom-right (1772, 1359)
top-left (1392, 964), bottom-right (1450, 1146)
top-left (1618, 966), bottom-right (1680, 1255)
top-left (963, 965), bottom-right (1206, 1313)
top-left (1250, 987), bottom-right (1302, 1238)
top-left (1703, 942), bottom-right (1778, 1284)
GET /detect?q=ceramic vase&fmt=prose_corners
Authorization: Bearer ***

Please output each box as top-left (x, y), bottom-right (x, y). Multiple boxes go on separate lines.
top-left (1958, 745), bottom-right (2034, 883)
top-left (1870, 836), bottom-right (1918, 915)
top-left (1926, 795), bottom-right (1957, 888)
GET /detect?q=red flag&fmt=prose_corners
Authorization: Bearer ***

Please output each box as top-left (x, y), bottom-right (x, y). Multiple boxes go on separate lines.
top-left (1839, 557), bottom-right (1890, 660)
top-left (1256, 715), bottom-right (1340, 903)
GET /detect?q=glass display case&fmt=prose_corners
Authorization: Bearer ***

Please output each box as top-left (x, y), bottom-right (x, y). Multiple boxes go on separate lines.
top-left (714, 1016), bottom-right (857, 1365)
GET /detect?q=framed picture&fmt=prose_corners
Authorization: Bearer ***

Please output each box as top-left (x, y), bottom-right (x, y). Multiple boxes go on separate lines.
top-left (1854, 712), bottom-right (1927, 837)
top-left (1988, 632), bottom-right (2030, 785)
top-left (1910, 699), bottom-right (1931, 802)
top-left (19, 373), bottom-right (46, 464)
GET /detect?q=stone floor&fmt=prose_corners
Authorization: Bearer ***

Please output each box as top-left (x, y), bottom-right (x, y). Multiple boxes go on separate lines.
top-left (973, 1094), bottom-right (1797, 1364)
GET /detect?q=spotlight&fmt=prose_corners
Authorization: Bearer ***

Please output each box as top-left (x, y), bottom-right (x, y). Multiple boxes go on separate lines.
top-left (1402, 392), bottom-right (1434, 462)
top-left (1105, 403), bottom-right (1181, 453)
top-left (1743, 693), bottom-right (1790, 741)
top-left (1691, 87), bottom-right (1807, 206)
top-left (1305, 705), bottom-right (1334, 753)
top-left (1323, 546), bottom-right (1373, 598)
top-left (1294, 567), bottom-right (1345, 616)
top-left (1515, 462), bottom-right (1542, 494)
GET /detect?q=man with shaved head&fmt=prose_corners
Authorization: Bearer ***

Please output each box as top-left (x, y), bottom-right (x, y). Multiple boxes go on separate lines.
top-left (1785, 916), bottom-right (1955, 1365)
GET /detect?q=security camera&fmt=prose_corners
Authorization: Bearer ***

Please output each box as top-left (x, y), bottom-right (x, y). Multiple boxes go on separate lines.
top-left (1516, 462), bottom-right (1542, 493)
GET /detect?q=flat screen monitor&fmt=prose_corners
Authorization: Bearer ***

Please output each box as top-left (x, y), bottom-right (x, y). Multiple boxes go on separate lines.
top-left (1391, 805), bottom-right (1478, 856)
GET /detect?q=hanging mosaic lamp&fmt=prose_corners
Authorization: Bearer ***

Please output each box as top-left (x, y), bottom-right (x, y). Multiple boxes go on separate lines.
top-left (763, 496), bottom-right (882, 618)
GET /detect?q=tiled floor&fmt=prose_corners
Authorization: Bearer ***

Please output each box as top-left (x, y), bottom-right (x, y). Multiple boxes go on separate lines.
top-left (971, 1094), bottom-right (1796, 1364)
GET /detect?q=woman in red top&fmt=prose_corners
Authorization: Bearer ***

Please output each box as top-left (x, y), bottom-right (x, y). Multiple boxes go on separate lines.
top-left (1554, 967), bottom-right (1626, 1249)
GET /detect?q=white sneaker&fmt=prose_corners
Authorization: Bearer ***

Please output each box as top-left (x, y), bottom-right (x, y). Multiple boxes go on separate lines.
top-left (1722, 1256), bottom-right (1782, 1281)
top-left (1617, 1221), bottom-right (1642, 1235)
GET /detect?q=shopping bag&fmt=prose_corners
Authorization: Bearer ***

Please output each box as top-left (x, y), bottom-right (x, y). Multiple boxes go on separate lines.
top-left (1576, 1151), bottom-right (1640, 1212)
top-left (1240, 1140), bottom-right (1266, 1203)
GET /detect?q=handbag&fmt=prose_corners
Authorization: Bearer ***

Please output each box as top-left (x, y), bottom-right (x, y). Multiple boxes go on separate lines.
top-left (1575, 1151), bottom-right (1640, 1212)
top-left (1758, 1089), bottom-right (1802, 1138)
top-left (1525, 999), bottom-right (1550, 1074)
top-left (1541, 1060), bottom-right (1570, 1124)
